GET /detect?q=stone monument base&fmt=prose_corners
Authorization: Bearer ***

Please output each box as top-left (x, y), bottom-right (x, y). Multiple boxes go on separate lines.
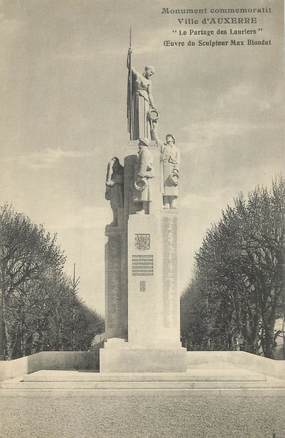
top-left (100, 345), bottom-right (187, 373)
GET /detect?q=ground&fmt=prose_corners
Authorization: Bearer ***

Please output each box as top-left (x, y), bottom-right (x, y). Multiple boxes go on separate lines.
top-left (0, 389), bottom-right (284, 438)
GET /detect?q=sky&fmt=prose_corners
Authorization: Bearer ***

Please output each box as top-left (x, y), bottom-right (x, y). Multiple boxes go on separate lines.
top-left (0, 0), bottom-right (283, 315)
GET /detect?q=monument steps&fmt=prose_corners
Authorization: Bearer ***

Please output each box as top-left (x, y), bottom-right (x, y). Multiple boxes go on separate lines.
top-left (1, 380), bottom-right (284, 390)
top-left (21, 369), bottom-right (265, 382)
top-left (1, 368), bottom-right (285, 390)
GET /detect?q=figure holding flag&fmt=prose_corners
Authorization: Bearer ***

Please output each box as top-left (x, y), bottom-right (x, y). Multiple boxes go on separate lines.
top-left (127, 31), bottom-right (158, 142)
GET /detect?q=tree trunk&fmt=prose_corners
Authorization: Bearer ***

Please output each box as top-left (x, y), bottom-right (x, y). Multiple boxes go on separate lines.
top-left (21, 322), bottom-right (27, 357)
top-left (0, 287), bottom-right (5, 359)
top-left (5, 320), bottom-right (13, 360)
top-left (262, 321), bottom-right (275, 358)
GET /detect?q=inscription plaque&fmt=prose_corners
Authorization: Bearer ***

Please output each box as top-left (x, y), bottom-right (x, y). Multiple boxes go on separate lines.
top-left (132, 254), bottom-right (154, 276)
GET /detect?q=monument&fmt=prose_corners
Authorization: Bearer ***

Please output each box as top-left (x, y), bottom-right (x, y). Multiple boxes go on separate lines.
top-left (100, 40), bottom-right (187, 372)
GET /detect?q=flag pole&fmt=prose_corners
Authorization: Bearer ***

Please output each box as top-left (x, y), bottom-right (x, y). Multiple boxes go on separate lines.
top-left (127, 26), bottom-right (133, 139)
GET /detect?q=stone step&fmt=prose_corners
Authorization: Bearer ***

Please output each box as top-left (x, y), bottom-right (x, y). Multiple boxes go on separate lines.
top-left (21, 368), bottom-right (266, 382)
top-left (1, 378), bottom-right (284, 390)
top-left (1, 368), bottom-right (284, 390)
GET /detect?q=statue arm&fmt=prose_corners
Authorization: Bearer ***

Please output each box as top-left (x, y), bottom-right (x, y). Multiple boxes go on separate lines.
top-left (160, 145), bottom-right (167, 162)
top-left (167, 147), bottom-right (180, 166)
top-left (106, 160), bottom-right (115, 186)
top-left (148, 82), bottom-right (155, 108)
top-left (137, 149), bottom-right (153, 178)
top-left (137, 152), bottom-right (146, 178)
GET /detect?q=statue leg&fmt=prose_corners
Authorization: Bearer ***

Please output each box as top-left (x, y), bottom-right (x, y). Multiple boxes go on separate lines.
top-left (111, 208), bottom-right (118, 226)
top-left (142, 201), bottom-right (149, 214)
top-left (163, 196), bottom-right (170, 209)
top-left (135, 201), bottom-right (146, 214)
top-left (170, 197), bottom-right (177, 209)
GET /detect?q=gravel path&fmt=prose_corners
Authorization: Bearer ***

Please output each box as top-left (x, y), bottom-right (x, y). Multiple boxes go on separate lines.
top-left (0, 389), bottom-right (284, 438)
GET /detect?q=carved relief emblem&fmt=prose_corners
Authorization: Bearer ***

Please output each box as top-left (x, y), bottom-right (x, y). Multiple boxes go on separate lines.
top-left (134, 233), bottom-right (151, 250)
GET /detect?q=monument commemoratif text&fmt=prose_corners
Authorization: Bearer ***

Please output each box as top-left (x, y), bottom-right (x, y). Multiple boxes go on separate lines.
top-left (101, 42), bottom-right (187, 372)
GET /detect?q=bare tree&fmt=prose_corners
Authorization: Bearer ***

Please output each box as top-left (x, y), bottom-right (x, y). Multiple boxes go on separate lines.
top-left (182, 178), bottom-right (285, 357)
top-left (0, 205), bottom-right (105, 359)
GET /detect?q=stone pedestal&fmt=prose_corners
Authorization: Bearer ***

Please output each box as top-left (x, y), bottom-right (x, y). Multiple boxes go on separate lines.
top-left (100, 348), bottom-right (187, 373)
top-left (104, 223), bottom-right (127, 341)
top-left (101, 141), bottom-right (186, 372)
top-left (127, 211), bottom-right (181, 350)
